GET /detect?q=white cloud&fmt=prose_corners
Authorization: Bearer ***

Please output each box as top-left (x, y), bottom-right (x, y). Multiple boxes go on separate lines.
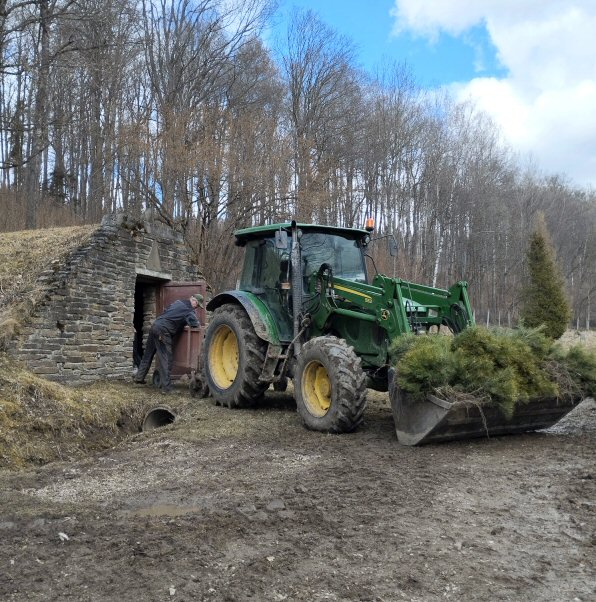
top-left (391, 0), bottom-right (596, 188)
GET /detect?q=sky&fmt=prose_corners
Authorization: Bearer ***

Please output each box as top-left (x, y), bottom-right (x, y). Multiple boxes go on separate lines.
top-left (272, 0), bottom-right (596, 190)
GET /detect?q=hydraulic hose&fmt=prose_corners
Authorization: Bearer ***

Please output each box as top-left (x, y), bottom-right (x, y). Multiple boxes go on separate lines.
top-left (443, 303), bottom-right (469, 334)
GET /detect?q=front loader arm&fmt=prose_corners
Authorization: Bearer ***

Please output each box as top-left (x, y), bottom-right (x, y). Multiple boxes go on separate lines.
top-left (307, 269), bottom-right (474, 339)
top-left (305, 269), bottom-right (409, 345)
top-left (381, 277), bottom-right (474, 333)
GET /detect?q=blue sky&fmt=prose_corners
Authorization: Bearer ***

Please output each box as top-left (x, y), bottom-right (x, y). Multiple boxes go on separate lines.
top-left (271, 1), bottom-right (596, 190)
top-left (274, 0), bottom-right (507, 85)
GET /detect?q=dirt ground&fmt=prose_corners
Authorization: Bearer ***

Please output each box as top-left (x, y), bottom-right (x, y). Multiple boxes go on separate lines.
top-left (0, 383), bottom-right (594, 602)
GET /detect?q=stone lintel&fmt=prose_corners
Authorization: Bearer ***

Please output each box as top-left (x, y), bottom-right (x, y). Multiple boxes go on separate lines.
top-left (136, 268), bottom-right (171, 281)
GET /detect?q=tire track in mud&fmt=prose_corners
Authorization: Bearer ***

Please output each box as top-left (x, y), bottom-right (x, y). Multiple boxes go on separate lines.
top-left (0, 393), bottom-right (594, 601)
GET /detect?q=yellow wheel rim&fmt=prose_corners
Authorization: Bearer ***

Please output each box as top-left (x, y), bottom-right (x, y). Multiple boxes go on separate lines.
top-left (302, 360), bottom-right (331, 417)
top-left (209, 324), bottom-right (239, 389)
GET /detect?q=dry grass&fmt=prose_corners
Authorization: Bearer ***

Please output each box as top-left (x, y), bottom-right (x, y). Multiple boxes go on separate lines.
top-left (0, 225), bottom-right (96, 349)
top-left (0, 354), bottom-right (151, 470)
top-left (558, 329), bottom-right (596, 350)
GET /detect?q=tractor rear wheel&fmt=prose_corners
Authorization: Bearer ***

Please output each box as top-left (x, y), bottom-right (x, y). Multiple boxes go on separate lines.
top-left (294, 336), bottom-right (367, 433)
top-left (204, 304), bottom-right (268, 408)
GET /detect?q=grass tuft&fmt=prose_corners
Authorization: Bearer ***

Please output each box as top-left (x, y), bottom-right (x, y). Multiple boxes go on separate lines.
top-left (0, 225), bottom-right (96, 349)
top-left (0, 354), bottom-right (149, 470)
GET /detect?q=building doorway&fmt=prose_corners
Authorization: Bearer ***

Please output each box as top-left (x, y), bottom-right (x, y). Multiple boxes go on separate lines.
top-left (133, 276), bottom-right (165, 370)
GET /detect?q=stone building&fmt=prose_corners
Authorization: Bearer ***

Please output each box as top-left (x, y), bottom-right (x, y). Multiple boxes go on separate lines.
top-left (8, 213), bottom-right (203, 385)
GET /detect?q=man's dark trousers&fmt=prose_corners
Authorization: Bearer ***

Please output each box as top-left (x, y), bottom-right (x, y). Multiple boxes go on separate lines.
top-left (136, 324), bottom-right (173, 390)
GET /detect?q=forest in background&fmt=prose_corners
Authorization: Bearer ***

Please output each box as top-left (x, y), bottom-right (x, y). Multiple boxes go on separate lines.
top-left (1, 0), bottom-right (594, 328)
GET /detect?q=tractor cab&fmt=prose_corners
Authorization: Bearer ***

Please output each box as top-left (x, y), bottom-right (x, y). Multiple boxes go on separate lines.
top-left (234, 223), bottom-right (371, 343)
top-left (300, 231), bottom-right (368, 284)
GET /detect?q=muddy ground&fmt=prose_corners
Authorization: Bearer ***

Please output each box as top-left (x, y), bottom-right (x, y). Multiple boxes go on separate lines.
top-left (0, 385), bottom-right (594, 602)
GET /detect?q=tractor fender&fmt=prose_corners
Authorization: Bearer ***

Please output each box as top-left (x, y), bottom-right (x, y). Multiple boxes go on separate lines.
top-left (206, 291), bottom-right (281, 345)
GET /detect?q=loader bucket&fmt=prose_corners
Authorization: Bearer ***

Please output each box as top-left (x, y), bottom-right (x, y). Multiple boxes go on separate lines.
top-left (388, 369), bottom-right (582, 445)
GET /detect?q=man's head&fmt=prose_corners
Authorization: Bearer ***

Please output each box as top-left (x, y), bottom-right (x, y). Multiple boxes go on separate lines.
top-left (190, 293), bottom-right (204, 309)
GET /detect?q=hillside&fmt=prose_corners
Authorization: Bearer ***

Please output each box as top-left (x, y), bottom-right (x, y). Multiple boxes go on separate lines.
top-left (0, 224), bottom-right (143, 469)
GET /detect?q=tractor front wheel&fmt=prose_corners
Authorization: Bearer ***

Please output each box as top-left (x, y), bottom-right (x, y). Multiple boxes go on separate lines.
top-left (204, 304), bottom-right (268, 408)
top-left (294, 336), bottom-right (367, 433)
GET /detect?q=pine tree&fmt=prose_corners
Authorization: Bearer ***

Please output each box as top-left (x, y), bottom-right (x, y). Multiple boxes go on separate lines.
top-left (520, 214), bottom-right (571, 339)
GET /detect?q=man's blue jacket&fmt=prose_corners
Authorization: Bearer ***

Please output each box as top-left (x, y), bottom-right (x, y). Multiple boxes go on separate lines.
top-left (153, 300), bottom-right (199, 336)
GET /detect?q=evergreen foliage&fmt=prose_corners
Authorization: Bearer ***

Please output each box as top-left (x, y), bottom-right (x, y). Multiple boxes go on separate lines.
top-left (390, 335), bottom-right (456, 402)
top-left (451, 327), bottom-right (556, 417)
top-left (390, 326), bottom-right (595, 418)
top-left (520, 215), bottom-right (571, 340)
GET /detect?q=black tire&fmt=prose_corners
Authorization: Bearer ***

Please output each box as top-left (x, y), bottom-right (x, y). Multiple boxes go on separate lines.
top-left (294, 336), bottom-right (367, 433)
top-left (189, 349), bottom-right (210, 398)
top-left (273, 376), bottom-right (288, 392)
top-left (203, 304), bottom-right (268, 408)
top-left (189, 373), bottom-right (209, 398)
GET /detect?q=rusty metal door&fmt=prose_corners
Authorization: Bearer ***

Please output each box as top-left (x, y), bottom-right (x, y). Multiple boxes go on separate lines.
top-left (157, 281), bottom-right (207, 379)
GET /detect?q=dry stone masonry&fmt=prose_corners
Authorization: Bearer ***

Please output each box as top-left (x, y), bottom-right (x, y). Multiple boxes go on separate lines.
top-left (11, 213), bottom-right (198, 384)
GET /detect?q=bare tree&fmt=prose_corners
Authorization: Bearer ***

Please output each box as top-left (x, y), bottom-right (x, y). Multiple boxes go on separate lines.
top-left (0, 0), bottom-right (594, 334)
top-left (281, 9), bottom-right (361, 221)
top-left (140, 0), bottom-right (273, 220)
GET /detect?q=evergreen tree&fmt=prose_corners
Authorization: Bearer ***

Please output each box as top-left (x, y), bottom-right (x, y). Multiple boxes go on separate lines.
top-left (520, 214), bottom-right (571, 339)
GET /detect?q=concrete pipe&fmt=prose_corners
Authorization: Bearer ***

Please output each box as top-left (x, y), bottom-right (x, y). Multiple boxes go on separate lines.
top-left (142, 405), bottom-right (176, 431)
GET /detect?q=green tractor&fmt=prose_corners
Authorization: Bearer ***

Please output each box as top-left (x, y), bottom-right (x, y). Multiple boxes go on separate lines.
top-left (202, 221), bottom-right (576, 444)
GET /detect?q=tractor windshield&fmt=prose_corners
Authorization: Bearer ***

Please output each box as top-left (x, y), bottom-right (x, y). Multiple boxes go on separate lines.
top-left (301, 232), bottom-right (366, 283)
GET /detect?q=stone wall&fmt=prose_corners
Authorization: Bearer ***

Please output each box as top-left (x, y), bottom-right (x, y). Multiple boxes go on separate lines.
top-left (10, 213), bottom-right (198, 384)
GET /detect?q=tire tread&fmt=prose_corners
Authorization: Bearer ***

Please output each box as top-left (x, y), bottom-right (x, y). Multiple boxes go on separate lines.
top-left (205, 305), bottom-right (268, 408)
top-left (295, 336), bottom-right (367, 433)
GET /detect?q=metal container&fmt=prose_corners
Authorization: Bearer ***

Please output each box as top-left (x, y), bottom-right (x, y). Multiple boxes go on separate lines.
top-left (152, 281), bottom-right (207, 384)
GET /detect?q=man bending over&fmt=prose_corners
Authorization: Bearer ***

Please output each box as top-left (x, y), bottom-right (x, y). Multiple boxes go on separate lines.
top-left (134, 293), bottom-right (203, 393)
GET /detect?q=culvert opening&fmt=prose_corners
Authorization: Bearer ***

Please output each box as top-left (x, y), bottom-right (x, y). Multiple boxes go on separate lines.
top-left (142, 406), bottom-right (176, 431)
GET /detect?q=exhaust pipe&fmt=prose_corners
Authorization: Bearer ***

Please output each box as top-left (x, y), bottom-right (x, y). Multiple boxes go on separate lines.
top-left (142, 405), bottom-right (176, 431)
top-left (290, 220), bottom-right (303, 355)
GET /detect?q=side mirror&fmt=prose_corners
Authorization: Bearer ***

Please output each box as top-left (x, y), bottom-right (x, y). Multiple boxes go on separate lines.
top-left (275, 229), bottom-right (288, 249)
top-left (389, 236), bottom-right (398, 257)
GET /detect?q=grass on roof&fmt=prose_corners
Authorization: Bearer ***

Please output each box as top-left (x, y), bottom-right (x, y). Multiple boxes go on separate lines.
top-left (0, 225), bottom-right (96, 349)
